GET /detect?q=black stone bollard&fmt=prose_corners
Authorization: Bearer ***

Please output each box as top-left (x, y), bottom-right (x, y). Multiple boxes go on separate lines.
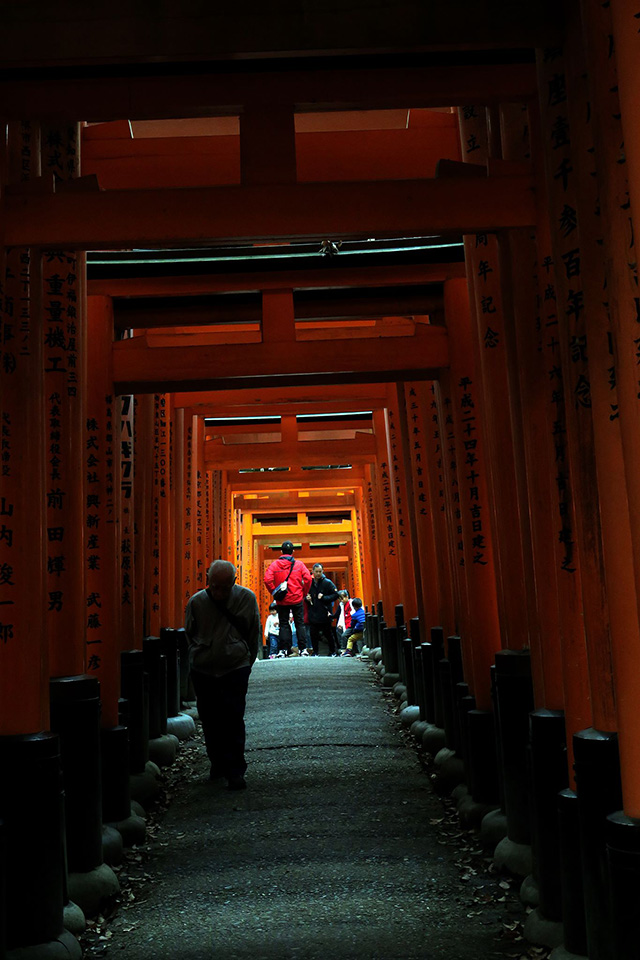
top-left (438, 658), bottom-right (456, 750)
top-left (0, 733), bottom-right (65, 950)
top-left (528, 710), bottom-right (567, 921)
top-left (376, 600), bottom-right (384, 620)
top-left (396, 623), bottom-right (407, 683)
top-left (558, 788), bottom-right (588, 956)
top-left (369, 614), bottom-right (379, 650)
top-left (430, 627), bottom-right (445, 727)
top-left (0, 818), bottom-right (5, 960)
top-left (494, 649), bottom-right (534, 844)
top-left (467, 709), bottom-right (500, 804)
top-left (413, 648), bottom-right (425, 719)
top-left (420, 642), bottom-right (435, 724)
top-left (101, 725), bottom-right (131, 824)
top-left (160, 627), bottom-right (182, 717)
top-left (402, 637), bottom-right (417, 705)
top-left (394, 603), bottom-right (404, 629)
top-left (50, 675), bottom-right (103, 874)
top-left (573, 728), bottom-right (622, 960)
top-left (143, 635), bottom-right (166, 740)
top-left (382, 626), bottom-right (400, 675)
top-left (606, 811), bottom-right (640, 960)
top-left (409, 618), bottom-right (421, 646)
top-left (457, 689), bottom-right (475, 779)
top-left (121, 650), bottom-right (149, 774)
top-left (178, 629), bottom-right (190, 703)
top-left (447, 636), bottom-right (464, 685)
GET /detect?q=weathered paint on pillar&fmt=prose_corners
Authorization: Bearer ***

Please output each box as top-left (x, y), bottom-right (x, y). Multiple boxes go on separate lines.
top-left (444, 278), bottom-right (501, 710)
top-left (173, 406), bottom-right (186, 624)
top-left (85, 296), bottom-right (119, 726)
top-left (193, 415), bottom-right (207, 586)
top-left (364, 464), bottom-right (382, 605)
top-left (384, 403), bottom-right (418, 619)
top-left (0, 122), bottom-right (48, 734)
top-left (158, 392), bottom-right (173, 627)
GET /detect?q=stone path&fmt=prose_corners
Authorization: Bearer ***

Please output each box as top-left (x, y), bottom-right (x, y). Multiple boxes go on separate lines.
top-left (104, 657), bottom-right (516, 959)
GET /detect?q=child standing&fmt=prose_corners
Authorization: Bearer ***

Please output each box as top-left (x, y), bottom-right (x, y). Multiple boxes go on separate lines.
top-left (264, 602), bottom-right (280, 659)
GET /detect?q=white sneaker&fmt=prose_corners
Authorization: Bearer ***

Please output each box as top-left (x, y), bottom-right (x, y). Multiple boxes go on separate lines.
top-left (277, 651), bottom-right (287, 658)
top-left (301, 649), bottom-right (309, 656)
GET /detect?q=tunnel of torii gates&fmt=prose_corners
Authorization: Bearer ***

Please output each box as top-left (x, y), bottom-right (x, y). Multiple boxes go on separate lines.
top-left (8, 2), bottom-right (640, 959)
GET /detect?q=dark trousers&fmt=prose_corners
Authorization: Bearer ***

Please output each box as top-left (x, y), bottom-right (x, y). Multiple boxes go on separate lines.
top-left (277, 601), bottom-right (308, 651)
top-left (309, 621), bottom-right (337, 655)
top-left (191, 666), bottom-right (251, 778)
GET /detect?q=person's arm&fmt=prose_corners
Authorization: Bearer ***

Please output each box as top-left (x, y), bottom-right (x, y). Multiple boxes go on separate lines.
top-left (247, 595), bottom-right (261, 664)
top-left (323, 580), bottom-right (339, 604)
top-left (302, 565), bottom-right (313, 596)
top-left (184, 597), bottom-right (196, 642)
top-left (263, 616), bottom-right (271, 639)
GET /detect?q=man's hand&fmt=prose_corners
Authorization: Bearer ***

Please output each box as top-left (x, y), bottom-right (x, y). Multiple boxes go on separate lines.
top-left (318, 593), bottom-right (323, 600)
top-left (306, 593), bottom-right (312, 601)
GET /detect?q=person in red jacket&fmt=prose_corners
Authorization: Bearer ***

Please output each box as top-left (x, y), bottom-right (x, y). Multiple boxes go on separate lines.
top-left (264, 541), bottom-right (313, 655)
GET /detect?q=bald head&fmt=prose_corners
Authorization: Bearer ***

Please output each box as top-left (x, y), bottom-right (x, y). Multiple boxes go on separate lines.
top-left (207, 560), bottom-right (237, 603)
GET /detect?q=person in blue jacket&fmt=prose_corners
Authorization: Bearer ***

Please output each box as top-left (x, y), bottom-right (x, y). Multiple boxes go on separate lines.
top-left (340, 598), bottom-right (365, 656)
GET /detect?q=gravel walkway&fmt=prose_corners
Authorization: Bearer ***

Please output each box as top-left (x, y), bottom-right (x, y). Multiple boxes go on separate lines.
top-left (101, 657), bottom-right (520, 960)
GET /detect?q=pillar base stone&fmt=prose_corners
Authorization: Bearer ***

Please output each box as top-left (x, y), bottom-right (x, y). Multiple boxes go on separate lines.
top-left (422, 724), bottom-right (447, 755)
top-left (524, 908), bottom-right (564, 948)
top-left (62, 901), bottom-right (85, 936)
top-left (382, 672), bottom-right (400, 687)
top-left (101, 824), bottom-right (124, 865)
top-left (373, 662), bottom-right (385, 677)
top-left (129, 762), bottom-right (161, 805)
top-left (519, 874), bottom-right (540, 907)
top-left (67, 862), bottom-right (120, 918)
top-left (410, 719), bottom-right (429, 740)
top-left (148, 734), bottom-right (179, 767)
top-left (457, 795), bottom-right (499, 829)
top-left (480, 809), bottom-right (508, 849)
top-left (6, 929), bottom-right (82, 960)
top-left (400, 705), bottom-right (419, 727)
top-left (107, 811), bottom-right (147, 847)
top-left (451, 784), bottom-right (468, 802)
top-left (549, 947), bottom-right (588, 960)
top-left (494, 836), bottom-right (533, 878)
top-left (371, 647), bottom-right (383, 663)
top-left (166, 713), bottom-right (196, 740)
top-left (130, 799), bottom-right (146, 818)
top-left (180, 704), bottom-right (198, 719)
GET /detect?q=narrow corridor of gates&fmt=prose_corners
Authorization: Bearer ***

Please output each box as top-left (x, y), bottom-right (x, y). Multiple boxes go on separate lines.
top-left (92, 659), bottom-right (518, 960)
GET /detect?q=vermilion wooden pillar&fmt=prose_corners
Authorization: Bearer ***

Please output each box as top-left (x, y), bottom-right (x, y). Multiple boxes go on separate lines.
top-left (146, 394), bottom-right (163, 636)
top-left (596, 0), bottom-right (640, 818)
top-left (134, 393), bottom-right (153, 640)
top-left (387, 387), bottom-right (422, 622)
top-left (0, 122), bottom-right (48, 734)
top-left (157, 392), bottom-right (173, 627)
top-left (41, 123), bottom-right (86, 678)
top-left (85, 296), bottom-right (119, 726)
top-left (193, 415), bottom-right (207, 588)
top-left (205, 469), bottom-right (213, 575)
top-left (372, 409), bottom-right (403, 617)
top-left (458, 108), bottom-right (530, 653)
top-left (444, 278), bottom-right (501, 711)
top-left (536, 43), bottom-right (616, 735)
top-left (423, 380), bottom-right (463, 639)
top-left (118, 393), bottom-right (135, 651)
top-left (364, 464), bottom-right (383, 605)
top-left (383, 403), bottom-right (418, 619)
top-left (401, 382), bottom-right (444, 632)
top-left (173, 406), bottom-right (186, 623)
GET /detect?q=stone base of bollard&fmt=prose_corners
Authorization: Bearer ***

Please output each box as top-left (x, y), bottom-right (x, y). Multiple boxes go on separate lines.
top-left (102, 824), bottom-right (123, 866)
top-left (148, 734), bottom-right (179, 767)
top-left (494, 836), bottom-right (533, 878)
top-left (480, 809), bottom-right (508, 849)
top-left (166, 713), bottom-right (196, 740)
top-left (6, 929), bottom-right (82, 960)
top-left (67, 862), bottom-right (120, 917)
top-left (524, 907), bottom-right (564, 949)
top-left (519, 873), bottom-right (539, 907)
top-left (63, 901), bottom-right (86, 936)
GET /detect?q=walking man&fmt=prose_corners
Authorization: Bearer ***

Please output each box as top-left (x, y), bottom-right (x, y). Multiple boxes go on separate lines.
top-left (306, 562), bottom-right (340, 656)
top-left (185, 560), bottom-right (261, 790)
top-left (264, 540), bottom-right (313, 655)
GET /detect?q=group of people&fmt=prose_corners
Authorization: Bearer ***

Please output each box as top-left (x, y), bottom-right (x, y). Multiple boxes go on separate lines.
top-left (263, 541), bottom-right (365, 659)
